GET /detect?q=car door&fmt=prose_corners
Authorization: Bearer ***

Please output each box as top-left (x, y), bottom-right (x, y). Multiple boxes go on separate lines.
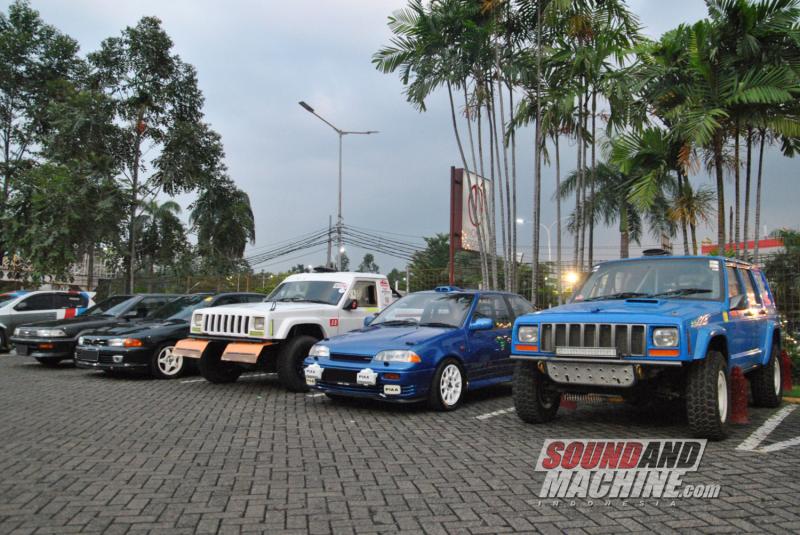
top-left (466, 294), bottom-right (511, 381)
top-left (337, 280), bottom-right (377, 333)
top-left (12, 293), bottom-right (58, 327)
top-left (725, 265), bottom-right (752, 370)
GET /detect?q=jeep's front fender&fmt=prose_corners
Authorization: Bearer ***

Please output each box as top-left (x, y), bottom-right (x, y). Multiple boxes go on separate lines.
top-left (275, 319), bottom-right (330, 340)
top-left (692, 326), bottom-right (728, 361)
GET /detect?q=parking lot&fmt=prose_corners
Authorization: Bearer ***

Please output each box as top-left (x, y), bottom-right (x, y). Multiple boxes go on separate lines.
top-left (1, 354), bottom-right (799, 535)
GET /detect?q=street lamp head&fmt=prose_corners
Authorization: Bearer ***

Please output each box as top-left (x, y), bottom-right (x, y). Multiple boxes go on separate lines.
top-left (516, 218), bottom-right (525, 225)
top-left (298, 101), bottom-right (314, 113)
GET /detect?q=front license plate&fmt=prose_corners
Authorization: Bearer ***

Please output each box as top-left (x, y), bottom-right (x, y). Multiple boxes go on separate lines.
top-left (77, 348), bottom-right (99, 362)
top-left (15, 344), bottom-right (29, 356)
top-left (357, 368), bottom-right (378, 386)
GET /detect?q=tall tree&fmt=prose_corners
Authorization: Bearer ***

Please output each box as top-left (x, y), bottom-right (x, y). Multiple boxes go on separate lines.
top-left (357, 253), bottom-right (380, 273)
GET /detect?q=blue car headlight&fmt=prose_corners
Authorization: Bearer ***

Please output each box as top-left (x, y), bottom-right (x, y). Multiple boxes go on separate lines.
top-left (653, 328), bottom-right (679, 347)
top-left (309, 344), bottom-right (330, 358)
top-left (518, 325), bottom-right (539, 343)
top-left (374, 350), bottom-right (421, 363)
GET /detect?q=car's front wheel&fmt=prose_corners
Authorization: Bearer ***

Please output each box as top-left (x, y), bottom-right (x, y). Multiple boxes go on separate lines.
top-left (751, 343), bottom-right (783, 408)
top-left (151, 344), bottom-right (184, 379)
top-left (277, 335), bottom-right (318, 392)
top-left (513, 361), bottom-right (560, 423)
top-left (198, 345), bottom-right (242, 384)
top-left (686, 350), bottom-right (729, 440)
top-left (428, 358), bottom-right (465, 411)
top-left (0, 329), bottom-right (7, 352)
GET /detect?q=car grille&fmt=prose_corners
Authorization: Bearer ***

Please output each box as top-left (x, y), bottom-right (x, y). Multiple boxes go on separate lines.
top-left (330, 353), bottom-right (372, 362)
top-left (203, 313), bottom-right (251, 336)
top-left (76, 348), bottom-right (100, 362)
top-left (539, 323), bottom-right (646, 357)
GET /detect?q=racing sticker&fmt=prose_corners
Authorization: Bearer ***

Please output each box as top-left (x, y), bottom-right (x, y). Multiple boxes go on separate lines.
top-left (380, 279), bottom-right (390, 289)
top-left (709, 260), bottom-right (720, 271)
top-left (330, 318), bottom-right (339, 327)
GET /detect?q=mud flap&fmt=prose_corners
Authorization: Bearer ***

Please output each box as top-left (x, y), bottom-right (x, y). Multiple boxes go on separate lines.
top-left (221, 342), bottom-right (274, 364)
top-left (173, 338), bottom-right (210, 359)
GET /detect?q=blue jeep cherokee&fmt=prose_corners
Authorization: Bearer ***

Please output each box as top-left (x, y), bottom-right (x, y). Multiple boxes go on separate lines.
top-left (511, 254), bottom-right (782, 440)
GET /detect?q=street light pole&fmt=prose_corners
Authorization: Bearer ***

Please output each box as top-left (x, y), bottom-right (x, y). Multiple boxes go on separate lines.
top-left (299, 101), bottom-right (378, 270)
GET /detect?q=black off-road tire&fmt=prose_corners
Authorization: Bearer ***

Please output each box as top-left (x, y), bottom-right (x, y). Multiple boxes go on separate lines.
top-left (751, 343), bottom-right (782, 408)
top-left (513, 361), bottom-right (560, 423)
top-left (35, 357), bottom-right (63, 368)
top-left (686, 350), bottom-right (729, 440)
top-left (428, 358), bottom-right (466, 411)
top-left (277, 335), bottom-right (318, 392)
top-left (198, 346), bottom-right (242, 384)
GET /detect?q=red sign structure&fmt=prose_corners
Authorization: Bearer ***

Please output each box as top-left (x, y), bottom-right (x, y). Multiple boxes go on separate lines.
top-left (450, 167), bottom-right (492, 284)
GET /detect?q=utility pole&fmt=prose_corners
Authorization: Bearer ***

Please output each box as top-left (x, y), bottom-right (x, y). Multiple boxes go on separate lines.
top-left (326, 215), bottom-right (332, 268)
top-left (298, 101), bottom-right (378, 270)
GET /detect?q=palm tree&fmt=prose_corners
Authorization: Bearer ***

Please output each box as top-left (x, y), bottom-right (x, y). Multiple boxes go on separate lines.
top-left (191, 183), bottom-right (255, 274)
top-left (670, 182), bottom-right (716, 255)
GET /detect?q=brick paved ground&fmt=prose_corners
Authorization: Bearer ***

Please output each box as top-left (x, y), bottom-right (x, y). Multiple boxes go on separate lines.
top-left (1, 354), bottom-right (799, 534)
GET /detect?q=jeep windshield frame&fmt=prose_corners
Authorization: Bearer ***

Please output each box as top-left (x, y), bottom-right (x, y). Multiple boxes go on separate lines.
top-left (266, 281), bottom-right (345, 307)
top-left (573, 258), bottom-right (725, 303)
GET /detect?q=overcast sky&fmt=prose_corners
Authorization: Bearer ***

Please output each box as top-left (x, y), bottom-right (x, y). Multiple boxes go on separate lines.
top-left (14, 0), bottom-right (799, 273)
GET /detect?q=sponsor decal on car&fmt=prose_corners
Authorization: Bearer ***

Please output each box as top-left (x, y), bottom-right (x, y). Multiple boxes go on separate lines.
top-left (535, 439), bottom-right (720, 502)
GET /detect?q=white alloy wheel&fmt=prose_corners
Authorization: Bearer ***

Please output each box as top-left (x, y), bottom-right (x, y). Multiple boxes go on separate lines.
top-left (717, 370), bottom-right (728, 423)
top-left (157, 346), bottom-right (182, 377)
top-left (774, 356), bottom-right (782, 395)
top-left (439, 363), bottom-right (463, 407)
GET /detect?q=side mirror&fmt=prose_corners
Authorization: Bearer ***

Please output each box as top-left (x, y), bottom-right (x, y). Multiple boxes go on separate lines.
top-left (469, 317), bottom-right (494, 331)
top-left (363, 314), bottom-right (376, 327)
top-left (730, 294), bottom-right (747, 311)
top-left (343, 298), bottom-right (358, 311)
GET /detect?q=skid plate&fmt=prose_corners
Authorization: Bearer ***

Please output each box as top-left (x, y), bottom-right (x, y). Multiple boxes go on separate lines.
top-left (546, 361), bottom-right (635, 387)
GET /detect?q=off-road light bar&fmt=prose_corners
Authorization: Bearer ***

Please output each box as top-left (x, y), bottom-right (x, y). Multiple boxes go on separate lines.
top-left (555, 346), bottom-right (618, 358)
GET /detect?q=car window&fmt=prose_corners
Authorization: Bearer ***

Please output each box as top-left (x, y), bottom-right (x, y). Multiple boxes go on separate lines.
top-left (742, 270), bottom-right (761, 306)
top-left (85, 295), bottom-right (136, 316)
top-left (245, 295), bottom-right (265, 303)
top-left (129, 296), bottom-right (175, 319)
top-left (508, 295), bottom-right (534, 319)
top-left (726, 267), bottom-right (743, 298)
top-left (15, 293), bottom-right (55, 311)
top-left (148, 294), bottom-right (213, 321)
top-left (213, 295), bottom-right (239, 306)
top-left (753, 271), bottom-right (773, 307)
top-left (352, 281), bottom-right (378, 307)
top-left (54, 293), bottom-right (88, 309)
top-left (473, 295), bottom-right (513, 329)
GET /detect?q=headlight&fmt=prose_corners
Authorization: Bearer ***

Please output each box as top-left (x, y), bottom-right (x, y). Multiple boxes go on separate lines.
top-left (252, 316), bottom-right (265, 331)
top-left (309, 344), bottom-right (329, 358)
top-left (191, 313), bottom-right (203, 328)
top-left (374, 350), bottom-right (421, 363)
top-left (78, 336), bottom-right (85, 345)
top-left (13, 327), bottom-right (21, 336)
top-left (107, 338), bottom-right (144, 348)
top-left (518, 325), bottom-right (539, 343)
top-left (37, 329), bottom-right (67, 338)
top-left (653, 328), bottom-right (679, 347)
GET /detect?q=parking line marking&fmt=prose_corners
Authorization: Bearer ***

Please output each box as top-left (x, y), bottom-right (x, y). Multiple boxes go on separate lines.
top-left (180, 378), bottom-right (205, 384)
top-left (476, 407), bottom-right (515, 420)
top-left (239, 373), bottom-right (270, 380)
top-left (737, 405), bottom-right (796, 452)
top-left (306, 393), bottom-right (325, 398)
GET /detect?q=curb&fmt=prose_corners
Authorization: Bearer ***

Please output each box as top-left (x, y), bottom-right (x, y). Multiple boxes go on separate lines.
top-left (783, 396), bottom-right (800, 404)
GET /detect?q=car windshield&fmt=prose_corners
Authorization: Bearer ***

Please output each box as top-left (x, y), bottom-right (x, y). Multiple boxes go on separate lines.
top-left (85, 295), bottom-right (136, 316)
top-left (574, 258), bottom-right (724, 302)
top-left (371, 292), bottom-right (475, 328)
top-left (266, 281), bottom-right (344, 306)
top-left (148, 295), bottom-right (213, 321)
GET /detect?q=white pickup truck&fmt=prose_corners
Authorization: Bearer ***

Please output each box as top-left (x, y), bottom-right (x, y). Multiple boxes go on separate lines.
top-left (173, 271), bottom-right (396, 391)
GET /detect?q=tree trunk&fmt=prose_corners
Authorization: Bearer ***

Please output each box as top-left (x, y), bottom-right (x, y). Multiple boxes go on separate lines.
top-left (509, 83), bottom-right (518, 293)
top-left (474, 81), bottom-right (489, 284)
top-left (690, 222), bottom-right (698, 256)
top-left (743, 127), bottom-right (752, 259)
top-left (464, 83), bottom-right (478, 174)
top-left (733, 123), bottom-right (740, 257)
top-left (497, 76), bottom-right (513, 291)
top-left (753, 130), bottom-right (765, 262)
top-left (620, 205), bottom-right (630, 259)
top-left (588, 90), bottom-right (596, 268)
top-left (491, 80), bottom-right (509, 290)
top-left (574, 92), bottom-right (583, 269)
top-left (713, 132), bottom-right (726, 252)
top-left (555, 135), bottom-right (562, 305)
top-left (486, 88), bottom-right (498, 290)
top-left (86, 245), bottom-right (95, 291)
top-left (678, 172), bottom-right (689, 255)
top-left (127, 116), bottom-right (144, 293)
top-left (532, 0), bottom-right (543, 305)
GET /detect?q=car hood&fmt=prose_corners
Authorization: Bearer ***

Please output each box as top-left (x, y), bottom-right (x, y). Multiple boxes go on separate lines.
top-left (521, 298), bottom-right (723, 324)
top-left (15, 315), bottom-right (129, 336)
top-left (84, 320), bottom-right (188, 338)
top-left (323, 325), bottom-right (455, 355)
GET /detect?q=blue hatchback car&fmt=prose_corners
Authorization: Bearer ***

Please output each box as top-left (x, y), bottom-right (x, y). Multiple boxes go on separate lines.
top-left (303, 287), bottom-right (534, 410)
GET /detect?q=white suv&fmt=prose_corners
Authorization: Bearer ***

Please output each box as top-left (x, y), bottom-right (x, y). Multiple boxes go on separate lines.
top-left (174, 272), bottom-right (396, 390)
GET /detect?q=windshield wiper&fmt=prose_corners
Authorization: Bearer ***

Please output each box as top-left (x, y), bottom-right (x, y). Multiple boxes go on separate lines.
top-left (418, 322), bottom-right (457, 328)
top-left (276, 297), bottom-right (330, 304)
top-left (583, 292), bottom-right (648, 302)
top-left (377, 319), bottom-right (419, 326)
top-left (647, 288), bottom-right (712, 298)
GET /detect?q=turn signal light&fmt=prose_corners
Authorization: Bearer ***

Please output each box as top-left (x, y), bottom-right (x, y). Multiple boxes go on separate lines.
top-left (383, 373), bottom-right (401, 380)
top-left (514, 344), bottom-right (538, 352)
top-left (123, 338), bottom-right (143, 348)
top-left (648, 349), bottom-right (679, 357)
top-left (38, 343), bottom-right (54, 350)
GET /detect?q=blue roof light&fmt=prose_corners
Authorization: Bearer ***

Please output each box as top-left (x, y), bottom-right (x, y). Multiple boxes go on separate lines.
top-left (434, 286), bottom-right (462, 293)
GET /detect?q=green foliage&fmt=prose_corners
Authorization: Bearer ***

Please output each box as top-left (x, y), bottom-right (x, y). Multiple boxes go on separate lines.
top-left (357, 253), bottom-right (380, 273)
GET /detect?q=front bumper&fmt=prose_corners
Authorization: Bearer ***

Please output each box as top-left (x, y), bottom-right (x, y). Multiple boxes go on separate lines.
top-left (10, 337), bottom-right (75, 359)
top-left (74, 345), bottom-right (153, 371)
top-left (303, 359), bottom-right (433, 402)
top-left (511, 354), bottom-right (683, 388)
